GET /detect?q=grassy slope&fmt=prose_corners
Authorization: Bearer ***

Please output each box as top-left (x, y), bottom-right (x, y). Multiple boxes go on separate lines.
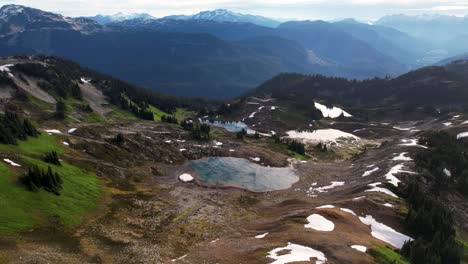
top-left (0, 134), bottom-right (103, 233)
top-left (368, 243), bottom-right (409, 264)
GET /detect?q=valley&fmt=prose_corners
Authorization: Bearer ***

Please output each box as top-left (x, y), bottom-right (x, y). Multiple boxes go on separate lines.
top-left (0, 56), bottom-right (467, 263)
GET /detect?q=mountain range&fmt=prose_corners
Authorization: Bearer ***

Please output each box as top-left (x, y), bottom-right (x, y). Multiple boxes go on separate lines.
top-left (0, 4), bottom-right (467, 98)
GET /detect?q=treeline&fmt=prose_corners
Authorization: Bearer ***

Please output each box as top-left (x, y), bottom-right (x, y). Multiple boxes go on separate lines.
top-left (20, 165), bottom-right (63, 195)
top-left (0, 110), bottom-right (38, 145)
top-left (400, 178), bottom-right (461, 264)
top-left (394, 131), bottom-right (468, 263)
top-left (416, 131), bottom-right (468, 195)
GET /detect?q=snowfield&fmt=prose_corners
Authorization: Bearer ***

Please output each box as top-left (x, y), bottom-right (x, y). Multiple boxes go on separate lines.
top-left (304, 214), bottom-right (335, 231)
top-left (267, 242), bottom-right (327, 264)
top-left (365, 183), bottom-right (398, 198)
top-left (359, 215), bottom-right (412, 248)
top-left (457, 132), bottom-right (468, 139)
top-left (286, 129), bottom-right (360, 144)
top-left (314, 102), bottom-right (352, 118)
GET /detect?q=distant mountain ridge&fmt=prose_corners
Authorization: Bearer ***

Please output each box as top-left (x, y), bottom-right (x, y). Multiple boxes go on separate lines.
top-left (163, 9), bottom-right (281, 27)
top-left (86, 13), bottom-right (155, 25)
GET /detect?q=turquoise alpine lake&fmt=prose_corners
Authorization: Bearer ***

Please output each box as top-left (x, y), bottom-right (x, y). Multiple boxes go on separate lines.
top-left (188, 157), bottom-right (299, 192)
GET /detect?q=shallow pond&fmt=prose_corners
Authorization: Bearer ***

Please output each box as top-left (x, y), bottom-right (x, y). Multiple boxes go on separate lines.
top-left (188, 157), bottom-right (299, 192)
top-left (204, 121), bottom-right (254, 133)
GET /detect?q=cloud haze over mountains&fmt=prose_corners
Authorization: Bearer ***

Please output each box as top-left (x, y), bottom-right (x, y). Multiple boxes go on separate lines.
top-left (1, 0), bottom-right (468, 20)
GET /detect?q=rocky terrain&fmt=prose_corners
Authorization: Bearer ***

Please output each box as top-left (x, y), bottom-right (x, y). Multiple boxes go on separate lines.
top-left (0, 56), bottom-right (467, 264)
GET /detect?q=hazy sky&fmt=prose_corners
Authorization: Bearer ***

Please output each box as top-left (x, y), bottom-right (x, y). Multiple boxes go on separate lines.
top-left (1, 0), bottom-right (468, 21)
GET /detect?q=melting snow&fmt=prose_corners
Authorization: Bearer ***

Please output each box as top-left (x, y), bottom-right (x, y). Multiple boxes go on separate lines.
top-left (457, 132), bottom-right (468, 139)
top-left (359, 215), bottom-right (412, 249)
top-left (68, 128), bottom-right (77, 133)
top-left (0, 64), bottom-right (14, 77)
top-left (44, 129), bottom-right (62, 134)
top-left (362, 167), bottom-right (379, 177)
top-left (365, 183), bottom-right (398, 198)
top-left (255, 232), bottom-right (269, 239)
top-left (250, 157), bottom-right (261, 162)
top-left (179, 174), bottom-right (194, 182)
top-left (353, 196), bottom-right (366, 201)
top-left (171, 254), bottom-right (187, 262)
top-left (3, 159), bottom-right (20, 167)
top-left (286, 129), bottom-right (359, 143)
top-left (314, 102), bottom-right (352, 118)
top-left (383, 203), bottom-right (394, 208)
top-left (165, 140), bottom-right (172, 144)
top-left (316, 205), bottom-right (335, 209)
top-left (443, 122), bottom-right (452, 127)
top-left (340, 208), bottom-right (357, 216)
top-left (443, 168), bottom-right (452, 177)
top-left (62, 142), bottom-right (69, 146)
top-left (351, 245), bottom-right (367, 253)
top-left (393, 126), bottom-right (415, 131)
top-left (399, 139), bottom-right (427, 148)
top-left (392, 152), bottom-right (412, 161)
top-left (267, 242), bottom-right (327, 264)
top-left (305, 214), bottom-right (335, 231)
top-left (248, 112), bottom-right (257, 118)
top-left (385, 164), bottom-right (416, 187)
top-left (80, 78), bottom-right (91, 84)
top-left (308, 181), bottom-right (345, 195)
top-left (179, 149), bottom-right (187, 152)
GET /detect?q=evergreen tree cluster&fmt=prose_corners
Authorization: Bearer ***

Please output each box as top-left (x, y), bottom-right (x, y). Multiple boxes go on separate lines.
top-left (161, 115), bottom-right (178, 124)
top-left (20, 165), bottom-right (63, 195)
top-left (112, 133), bottom-right (125, 146)
top-left (13, 63), bottom-right (83, 100)
top-left (0, 110), bottom-right (38, 145)
top-left (191, 124), bottom-right (211, 141)
top-left (416, 131), bottom-right (468, 194)
top-left (119, 95), bottom-right (154, 120)
top-left (272, 135), bottom-right (306, 156)
top-left (236, 128), bottom-right (248, 140)
top-left (44, 151), bottom-right (61, 166)
top-left (181, 120), bottom-right (194, 131)
top-left (314, 142), bottom-right (328, 152)
top-left (400, 179), bottom-right (462, 264)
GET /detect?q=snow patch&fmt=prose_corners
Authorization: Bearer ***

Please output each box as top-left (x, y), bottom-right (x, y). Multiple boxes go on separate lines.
top-left (457, 132), bottom-right (468, 139)
top-left (392, 152), bottom-right (412, 161)
top-left (359, 215), bottom-right (412, 248)
top-left (351, 245), bottom-right (367, 253)
top-left (383, 203), bottom-right (394, 208)
top-left (286, 129), bottom-right (359, 144)
top-left (365, 184), bottom-right (398, 198)
top-left (62, 142), bottom-right (69, 146)
top-left (304, 214), bottom-right (335, 231)
top-left (314, 102), bottom-right (352, 119)
top-left (80, 78), bottom-right (91, 84)
top-left (340, 208), bottom-right (357, 216)
top-left (255, 232), bottom-right (269, 239)
top-left (443, 168), bottom-right (452, 177)
top-left (399, 139), bottom-right (428, 148)
top-left (362, 167), bottom-right (379, 177)
top-left (267, 242), bottom-right (327, 264)
top-left (68, 128), bottom-right (77, 133)
top-left (316, 205), bottom-right (335, 209)
top-left (385, 164), bottom-right (416, 187)
top-left (443, 122), bottom-right (452, 127)
top-left (44, 129), bottom-right (62, 135)
top-left (250, 157), bottom-right (261, 162)
top-left (179, 174), bottom-right (194, 182)
top-left (308, 181), bottom-right (345, 195)
top-left (3, 159), bottom-right (20, 167)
